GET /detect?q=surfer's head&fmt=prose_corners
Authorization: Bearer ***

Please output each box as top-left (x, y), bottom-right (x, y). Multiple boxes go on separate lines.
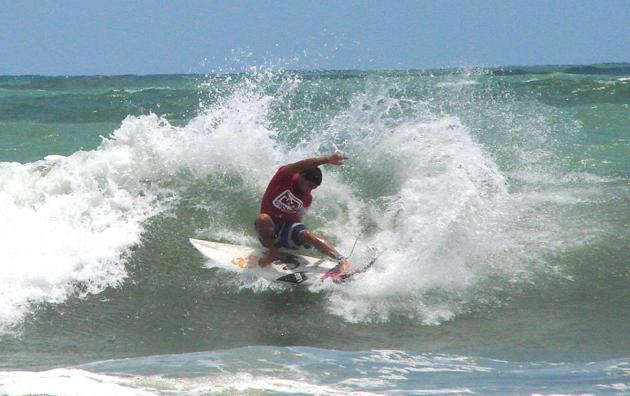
top-left (297, 167), bottom-right (322, 193)
top-left (301, 167), bottom-right (322, 185)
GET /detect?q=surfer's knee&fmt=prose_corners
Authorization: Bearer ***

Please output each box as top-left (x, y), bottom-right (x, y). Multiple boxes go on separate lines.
top-left (255, 214), bottom-right (275, 240)
top-left (256, 213), bottom-right (274, 228)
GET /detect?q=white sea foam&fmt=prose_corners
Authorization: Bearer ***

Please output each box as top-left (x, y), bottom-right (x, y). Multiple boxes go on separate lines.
top-left (0, 140), bottom-right (163, 330)
top-left (0, 75), bottom-right (286, 331)
top-left (0, 368), bottom-right (157, 396)
top-left (292, 71), bottom-right (610, 324)
top-left (0, 368), bottom-right (387, 396)
top-left (297, 83), bottom-right (512, 323)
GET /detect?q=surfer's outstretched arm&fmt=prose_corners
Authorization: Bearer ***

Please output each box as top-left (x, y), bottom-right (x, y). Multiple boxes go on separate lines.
top-left (299, 230), bottom-right (353, 275)
top-left (284, 152), bottom-right (348, 175)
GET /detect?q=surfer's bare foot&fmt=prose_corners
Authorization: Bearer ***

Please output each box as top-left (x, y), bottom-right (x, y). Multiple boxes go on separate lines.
top-left (338, 259), bottom-right (354, 277)
top-left (258, 249), bottom-right (278, 267)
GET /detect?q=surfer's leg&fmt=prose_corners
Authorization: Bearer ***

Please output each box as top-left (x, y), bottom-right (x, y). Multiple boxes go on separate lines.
top-left (298, 230), bottom-right (341, 260)
top-left (299, 230), bottom-right (353, 275)
top-left (255, 214), bottom-right (276, 248)
top-left (255, 214), bottom-right (278, 266)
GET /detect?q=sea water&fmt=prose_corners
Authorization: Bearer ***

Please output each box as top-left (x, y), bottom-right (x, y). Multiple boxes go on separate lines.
top-left (0, 65), bottom-right (629, 395)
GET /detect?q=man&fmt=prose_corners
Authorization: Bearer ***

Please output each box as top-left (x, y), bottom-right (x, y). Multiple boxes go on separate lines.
top-left (255, 152), bottom-right (353, 275)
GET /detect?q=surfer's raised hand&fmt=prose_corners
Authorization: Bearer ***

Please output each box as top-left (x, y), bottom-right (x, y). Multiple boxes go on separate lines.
top-left (284, 152), bottom-right (348, 175)
top-left (327, 152), bottom-right (348, 165)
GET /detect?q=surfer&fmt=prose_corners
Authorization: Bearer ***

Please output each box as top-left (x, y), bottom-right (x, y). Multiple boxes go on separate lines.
top-left (255, 153), bottom-right (353, 276)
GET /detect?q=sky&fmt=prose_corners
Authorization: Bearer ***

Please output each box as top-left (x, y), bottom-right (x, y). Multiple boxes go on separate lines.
top-left (1, 0), bottom-right (629, 75)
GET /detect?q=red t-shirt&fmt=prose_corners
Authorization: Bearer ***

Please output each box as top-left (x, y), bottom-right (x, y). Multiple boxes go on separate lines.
top-left (260, 166), bottom-right (312, 223)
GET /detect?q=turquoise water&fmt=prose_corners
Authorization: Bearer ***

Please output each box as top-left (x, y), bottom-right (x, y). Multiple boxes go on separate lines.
top-left (0, 65), bottom-right (629, 395)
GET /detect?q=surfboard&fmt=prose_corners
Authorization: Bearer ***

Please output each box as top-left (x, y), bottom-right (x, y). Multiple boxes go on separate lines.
top-left (189, 238), bottom-right (374, 285)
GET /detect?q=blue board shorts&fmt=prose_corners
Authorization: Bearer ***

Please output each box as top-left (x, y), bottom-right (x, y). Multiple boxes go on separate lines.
top-left (259, 221), bottom-right (310, 250)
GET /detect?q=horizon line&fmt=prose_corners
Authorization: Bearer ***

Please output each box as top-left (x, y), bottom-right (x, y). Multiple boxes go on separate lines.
top-left (1, 62), bottom-right (629, 78)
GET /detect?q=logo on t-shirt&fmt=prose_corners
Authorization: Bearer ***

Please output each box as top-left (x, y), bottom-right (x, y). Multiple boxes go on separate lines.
top-left (272, 189), bottom-right (303, 213)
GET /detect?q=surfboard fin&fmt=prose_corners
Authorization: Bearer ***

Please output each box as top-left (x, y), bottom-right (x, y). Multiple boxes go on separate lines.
top-left (276, 272), bottom-right (307, 284)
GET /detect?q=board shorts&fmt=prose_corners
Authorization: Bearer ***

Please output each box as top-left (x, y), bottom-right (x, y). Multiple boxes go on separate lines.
top-left (258, 220), bottom-right (311, 250)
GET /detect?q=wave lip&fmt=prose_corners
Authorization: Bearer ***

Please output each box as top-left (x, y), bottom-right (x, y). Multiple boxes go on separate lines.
top-left (0, 116), bottom-right (176, 332)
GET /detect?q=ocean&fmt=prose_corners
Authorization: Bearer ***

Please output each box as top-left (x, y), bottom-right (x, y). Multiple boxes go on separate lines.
top-left (0, 65), bottom-right (629, 395)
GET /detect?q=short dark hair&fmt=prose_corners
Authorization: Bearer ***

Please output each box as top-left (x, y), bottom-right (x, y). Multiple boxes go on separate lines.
top-left (301, 167), bottom-right (322, 186)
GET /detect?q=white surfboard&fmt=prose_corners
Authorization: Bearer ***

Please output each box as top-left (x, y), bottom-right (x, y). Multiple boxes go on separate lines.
top-left (189, 238), bottom-right (342, 285)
